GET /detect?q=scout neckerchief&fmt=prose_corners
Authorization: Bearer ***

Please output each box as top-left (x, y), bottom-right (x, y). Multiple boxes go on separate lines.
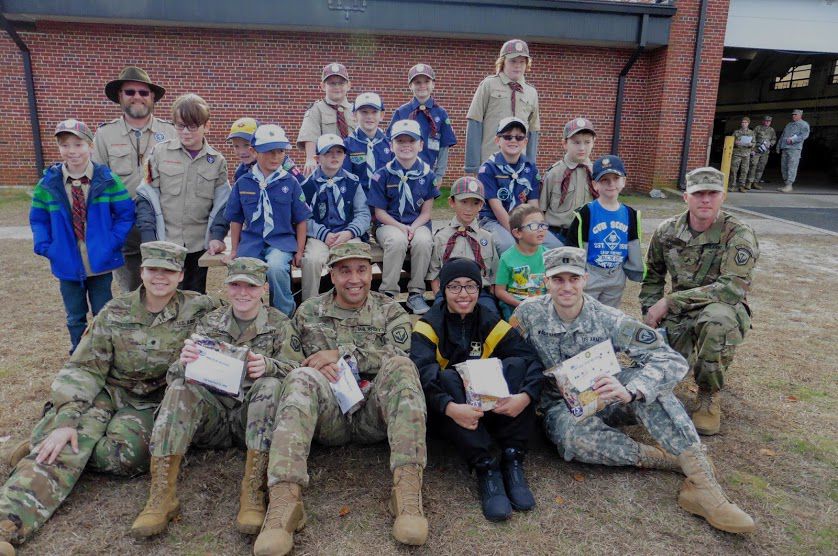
top-left (353, 128), bottom-right (385, 184)
top-left (558, 163), bottom-right (597, 206)
top-left (442, 225), bottom-right (485, 271)
top-left (385, 159), bottom-right (431, 217)
top-left (250, 164), bottom-right (288, 237)
top-left (408, 98), bottom-right (438, 137)
top-left (507, 81), bottom-right (524, 114)
top-left (68, 175), bottom-right (90, 241)
top-left (326, 102), bottom-right (350, 137)
top-left (494, 153), bottom-right (532, 210)
top-left (313, 168), bottom-right (346, 220)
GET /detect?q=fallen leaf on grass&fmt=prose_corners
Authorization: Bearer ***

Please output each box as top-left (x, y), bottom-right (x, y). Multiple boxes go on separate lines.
top-left (759, 448), bottom-right (777, 457)
top-left (785, 395), bottom-right (799, 402)
top-left (339, 505), bottom-right (350, 517)
top-left (554, 495), bottom-right (566, 505)
top-left (572, 473), bottom-right (585, 482)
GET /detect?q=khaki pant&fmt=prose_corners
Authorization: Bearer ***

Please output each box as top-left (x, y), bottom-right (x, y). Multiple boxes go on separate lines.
top-left (300, 238), bottom-right (361, 301)
top-left (375, 225), bottom-right (432, 295)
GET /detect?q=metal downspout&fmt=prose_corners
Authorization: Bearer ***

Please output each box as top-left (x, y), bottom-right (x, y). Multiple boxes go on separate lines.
top-left (0, 6), bottom-right (45, 174)
top-left (678, 0), bottom-right (709, 189)
top-left (611, 13), bottom-right (648, 155)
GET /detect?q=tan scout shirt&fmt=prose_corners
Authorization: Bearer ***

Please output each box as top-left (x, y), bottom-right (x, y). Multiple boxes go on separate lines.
top-left (61, 162), bottom-right (103, 276)
top-left (92, 116), bottom-right (176, 196)
top-left (296, 99), bottom-right (357, 148)
top-left (466, 73), bottom-right (540, 162)
top-left (427, 217), bottom-right (498, 286)
top-left (540, 154), bottom-right (594, 229)
top-left (147, 138), bottom-right (229, 253)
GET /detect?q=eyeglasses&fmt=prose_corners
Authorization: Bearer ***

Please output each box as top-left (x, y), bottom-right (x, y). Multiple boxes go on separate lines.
top-left (499, 134), bottom-right (526, 142)
top-left (174, 123), bottom-right (201, 132)
top-left (122, 88), bottom-right (151, 98)
top-left (518, 222), bottom-right (549, 232)
top-left (445, 283), bottom-right (479, 294)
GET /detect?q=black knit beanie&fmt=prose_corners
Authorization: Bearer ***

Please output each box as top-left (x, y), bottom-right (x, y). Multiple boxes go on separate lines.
top-left (439, 258), bottom-right (483, 293)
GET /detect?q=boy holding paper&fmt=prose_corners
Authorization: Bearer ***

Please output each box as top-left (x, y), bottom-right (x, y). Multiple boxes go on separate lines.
top-left (510, 247), bottom-right (756, 534)
top-left (132, 257), bottom-right (304, 539)
top-left (411, 258), bottom-right (543, 522)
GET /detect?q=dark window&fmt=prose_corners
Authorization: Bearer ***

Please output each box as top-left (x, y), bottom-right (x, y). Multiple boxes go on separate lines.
top-left (774, 64), bottom-right (811, 90)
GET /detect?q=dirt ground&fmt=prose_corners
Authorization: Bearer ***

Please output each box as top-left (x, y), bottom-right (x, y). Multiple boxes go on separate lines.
top-left (0, 190), bottom-right (835, 555)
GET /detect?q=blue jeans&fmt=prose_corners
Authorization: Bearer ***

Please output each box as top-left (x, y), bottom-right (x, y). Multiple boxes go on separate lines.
top-left (59, 273), bottom-right (113, 353)
top-left (262, 246), bottom-right (295, 316)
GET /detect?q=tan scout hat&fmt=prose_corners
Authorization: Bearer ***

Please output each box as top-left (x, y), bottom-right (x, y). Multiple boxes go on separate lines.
top-left (140, 241), bottom-right (187, 271)
top-left (105, 66), bottom-right (166, 103)
top-left (685, 167), bottom-right (725, 194)
top-left (564, 117), bottom-right (596, 139)
top-left (54, 119), bottom-right (94, 142)
top-left (322, 62), bottom-right (350, 82)
top-left (497, 116), bottom-right (528, 135)
top-left (544, 247), bottom-right (587, 277)
top-left (450, 176), bottom-right (485, 201)
top-left (225, 257), bottom-right (268, 286)
top-left (500, 39), bottom-right (530, 59)
top-left (408, 63), bottom-right (436, 83)
top-left (327, 242), bottom-right (372, 268)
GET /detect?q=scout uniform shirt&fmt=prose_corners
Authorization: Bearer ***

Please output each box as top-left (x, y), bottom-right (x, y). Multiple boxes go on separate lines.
top-left (92, 116), bottom-right (176, 196)
top-left (540, 153), bottom-right (595, 230)
top-left (60, 162), bottom-right (103, 277)
top-left (466, 73), bottom-right (540, 163)
top-left (293, 290), bottom-right (413, 376)
top-left (296, 98), bottom-right (357, 148)
top-left (477, 152), bottom-right (540, 222)
top-left (146, 138), bottom-right (230, 253)
top-left (343, 128), bottom-right (393, 192)
top-left (388, 97), bottom-right (457, 170)
top-left (301, 167), bottom-right (370, 240)
top-left (367, 159), bottom-right (439, 226)
top-left (427, 216), bottom-right (498, 287)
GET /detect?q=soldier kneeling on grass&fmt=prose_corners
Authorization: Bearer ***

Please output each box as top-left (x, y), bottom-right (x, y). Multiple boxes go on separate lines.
top-left (512, 247), bottom-right (755, 534)
top-left (131, 257), bottom-right (303, 539)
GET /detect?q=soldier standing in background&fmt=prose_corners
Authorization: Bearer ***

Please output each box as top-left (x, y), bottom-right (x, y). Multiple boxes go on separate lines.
top-left (777, 109), bottom-right (811, 193)
top-left (729, 117), bottom-right (754, 192)
top-left (746, 115), bottom-right (776, 189)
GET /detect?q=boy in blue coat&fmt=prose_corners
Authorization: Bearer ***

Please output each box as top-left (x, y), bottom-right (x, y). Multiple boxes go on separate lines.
top-left (29, 119), bottom-right (135, 352)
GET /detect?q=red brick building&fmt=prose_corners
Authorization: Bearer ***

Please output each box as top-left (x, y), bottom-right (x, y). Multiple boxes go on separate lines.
top-left (0, 0), bottom-right (729, 190)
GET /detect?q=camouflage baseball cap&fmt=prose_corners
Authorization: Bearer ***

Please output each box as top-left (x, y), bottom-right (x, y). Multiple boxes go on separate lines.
top-left (450, 176), bottom-right (484, 201)
top-left (327, 242), bottom-right (373, 268)
top-left (791, 109), bottom-right (803, 115)
top-left (762, 115), bottom-right (773, 121)
top-left (564, 117), bottom-right (596, 139)
top-left (685, 167), bottom-right (725, 194)
top-left (140, 241), bottom-right (187, 271)
top-left (225, 257), bottom-right (268, 286)
top-left (408, 63), bottom-right (435, 83)
top-left (500, 39), bottom-right (530, 59)
top-left (227, 117), bottom-right (259, 141)
top-left (544, 247), bottom-right (587, 277)
top-left (322, 62), bottom-right (350, 82)
top-left (54, 119), bottom-right (94, 142)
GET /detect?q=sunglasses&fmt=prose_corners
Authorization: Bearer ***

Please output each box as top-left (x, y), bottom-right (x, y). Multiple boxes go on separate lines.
top-left (499, 134), bottom-right (526, 142)
top-left (122, 88), bottom-right (151, 98)
top-left (518, 222), bottom-right (549, 232)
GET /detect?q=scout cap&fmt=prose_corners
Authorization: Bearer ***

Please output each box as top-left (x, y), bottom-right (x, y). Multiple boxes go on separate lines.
top-left (322, 62), bottom-right (350, 82)
top-left (227, 117), bottom-right (259, 141)
top-left (564, 117), bottom-right (596, 139)
top-left (763, 115), bottom-right (773, 121)
top-left (500, 39), bottom-right (530, 59)
top-left (225, 257), bottom-right (268, 286)
top-left (496, 116), bottom-right (528, 135)
top-left (390, 119), bottom-right (422, 141)
top-left (140, 241), bottom-right (187, 271)
top-left (792, 109), bottom-right (803, 115)
top-left (316, 133), bottom-right (346, 155)
top-left (105, 66), bottom-right (165, 103)
top-left (408, 63), bottom-right (436, 83)
top-left (327, 242), bottom-right (373, 267)
top-left (685, 167), bottom-right (725, 194)
top-left (450, 176), bottom-right (485, 201)
top-left (544, 247), bottom-right (587, 277)
top-left (353, 92), bottom-right (384, 112)
top-left (54, 119), bottom-right (94, 142)
top-left (251, 124), bottom-right (291, 153)
top-left (592, 155), bottom-right (627, 181)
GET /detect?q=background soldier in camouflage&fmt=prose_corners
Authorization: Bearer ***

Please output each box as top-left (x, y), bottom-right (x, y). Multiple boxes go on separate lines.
top-left (254, 243), bottom-right (428, 556)
top-left (777, 109), bottom-right (811, 193)
top-left (132, 258), bottom-right (303, 539)
top-left (746, 115), bottom-right (776, 189)
top-left (0, 242), bottom-right (217, 555)
top-left (729, 117), bottom-right (754, 192)
top-left (512, 246), bottom-right (755, 534)
top-left (641, 167), bottom-right (759, 436)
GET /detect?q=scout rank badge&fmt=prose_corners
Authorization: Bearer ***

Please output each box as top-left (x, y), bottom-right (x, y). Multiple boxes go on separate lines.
top-left (154, 132), bottom-right (166, 142)
top-left (206, 155), bottom-right (215, 164)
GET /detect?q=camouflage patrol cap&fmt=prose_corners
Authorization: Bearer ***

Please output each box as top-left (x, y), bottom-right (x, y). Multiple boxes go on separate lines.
top-left (140, 241), bottom-right (187, 271)
top-left (741, 116), bottom-right (750, 122)
top-left (791, 109), bottom-right (803, 115)
top-left (408, 63), bottom-right (436, 83)
top-left (322, 62), bottom-right (350, 82)
top-left (544, 247), bottom-right (587, 277)
top-left (450, 176), bottom-right (485, 201)
top-left (500, 39), bottom-right (530, 59)
top-left (685, 167), bottom-right (725, 194)
top-left (327, 242), bottom-right (372, 268)
top-left (564, 117), bottom-right (596, 139)
top-left (54, 119), bottom-right (94, 142)
top-left (225, 257), bottom-right (268, 286)
top-left (762, 115), bottom-right (773, 121)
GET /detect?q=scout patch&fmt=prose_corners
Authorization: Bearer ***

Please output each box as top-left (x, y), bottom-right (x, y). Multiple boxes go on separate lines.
top-left (480, 238), bottom-right (488, 246)
top-left (350, 153), bottom-right (366, 164)
top-left (497, 188), bottom-right (511, 201)
top-left (319, 203), bottom-right (327, 219)
top-left (735, 247), bottom-right (752, 266)
top-left (282, 186), bottom-right (289, 193)
top-left (154, 132), bottom-right (166, 142)
top-left (635, 328), bottom-right (657, 344)
top-left (206, 155), bottom-right (215, 164)
top-left (392, 325), bottom-right (409, 344)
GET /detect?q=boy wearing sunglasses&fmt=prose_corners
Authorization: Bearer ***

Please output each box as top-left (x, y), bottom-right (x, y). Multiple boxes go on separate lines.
top-left (493, 204), bottom-right (548, 319)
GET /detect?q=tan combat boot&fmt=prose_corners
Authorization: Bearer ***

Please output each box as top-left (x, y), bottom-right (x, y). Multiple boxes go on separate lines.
top-left (389, 464), bottom-right (428, 546)
top-left (636, 443), bottom-right (683, 474)
top-left (236, 450), bottom-right (269, 535)
top-left (253, 482), bottom-right (306, 556)
top-left (778, 184), bottom-right (793, 193)
top-left (691, 387), bottom-right (721, 436)
top-left (743, 182), bottom-right (753, 191)
top-left (131, 455), bottom-right (182, 538)
top-left (750, 182), bottom-right (762, 190)
top-left (677, 445), bottom-right (755, 533)
top-left (0, 519), bottom-right (16, 556)
top-left (3, 440), bottom-right (29, 470)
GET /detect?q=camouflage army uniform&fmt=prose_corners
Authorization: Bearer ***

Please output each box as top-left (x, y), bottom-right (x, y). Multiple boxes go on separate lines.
top-left (640, 210), bottom-right (759, 390)
top-left (267, 290), bottom-right (427, 487)
top-left (150, 304), bottom-right (303, 457)
top-left (511, 294), bottom-right (699, 465)
top-left (730, 127), bottom-right (755, 189)
top-left (747, 123), bottom-right (777, 185)
top-left (0, 288), bottom-right (217, 542)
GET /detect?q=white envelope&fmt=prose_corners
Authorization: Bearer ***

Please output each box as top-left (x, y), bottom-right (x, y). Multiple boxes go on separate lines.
top-left (330, 356), bottom-right (365, 414)
top-left (185, 346), bottom-right (246, 398)
top-left (465, 358), bottom-right (511, 398)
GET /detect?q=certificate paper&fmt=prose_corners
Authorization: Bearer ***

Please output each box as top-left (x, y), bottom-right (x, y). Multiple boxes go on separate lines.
top-left (185, 339), bottom-right (247, 399)
top-left (330, 355), bottom-right (365, 415)
top-left (544, 340), bottom-right (621, 422)
top-left (453, 357), bottom-right (510, 411)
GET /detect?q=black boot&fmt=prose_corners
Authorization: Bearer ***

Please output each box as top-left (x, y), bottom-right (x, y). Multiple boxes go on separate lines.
top-left (501, 448), bottom-right (535, 511)
top-left (473, 457), bottom-right (512, 522)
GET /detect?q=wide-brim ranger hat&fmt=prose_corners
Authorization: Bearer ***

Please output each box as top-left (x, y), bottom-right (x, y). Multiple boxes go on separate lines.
top-left (390, 119), bottom-right (422, 141)
top-left (408, 63), bottom-right (436, 83)
top-left (316, 133), bottom-right (347, 155)
top-left (496, 116), bottom-right (528, 135)
top-left (105, 66), bottom-right (166, 103)
top-left (544, 247), bottom-right (587, 277)
top-left (54, 119), bottom-right (94, 142)
top-left (251, 124), bottom-right (292, 153)
top-left (327, 242), bottom-right (373, 268)
top-left (225, 257), bottom-right (268, 286)
top-left (592, 155), bottom-right (627, 181)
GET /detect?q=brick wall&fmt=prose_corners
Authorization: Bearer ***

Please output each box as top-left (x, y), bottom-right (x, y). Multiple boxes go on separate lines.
top-left (0, 0), bottom-right (728, 191)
